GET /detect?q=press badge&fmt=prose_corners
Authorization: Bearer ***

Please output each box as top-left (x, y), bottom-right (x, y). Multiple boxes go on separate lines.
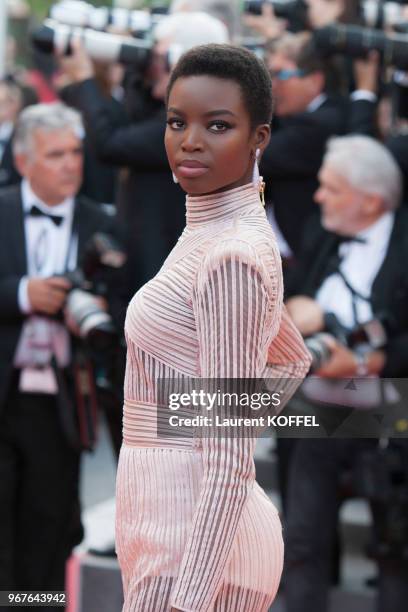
top-left (19, 367), bottom-right (58, 394)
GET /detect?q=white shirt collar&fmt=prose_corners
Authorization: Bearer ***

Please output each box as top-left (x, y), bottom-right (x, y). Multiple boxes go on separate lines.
top-left (307, 94), bottom-right (328, 113)
top-left (0, 121), bottom-right (13, 141)
top-left (21, 178), bottom-right (75, 218)
top-left (355, 211), bottom-right (395, 246)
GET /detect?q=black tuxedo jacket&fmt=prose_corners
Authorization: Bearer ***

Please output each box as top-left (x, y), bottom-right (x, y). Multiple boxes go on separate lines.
top-left (260, 96), bottom-right (376, 256)
top-left (285, 208), bottom-right (408, 377)
top-left (0, 185), bottom-right (118, 410)
top-left (0, 136), bottom-right (20, 189)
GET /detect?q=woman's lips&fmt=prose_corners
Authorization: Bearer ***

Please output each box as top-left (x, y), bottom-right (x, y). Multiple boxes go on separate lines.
top-left (177, 160), bottom-right (209, 179)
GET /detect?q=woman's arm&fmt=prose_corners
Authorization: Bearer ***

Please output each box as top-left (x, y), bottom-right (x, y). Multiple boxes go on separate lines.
top-left (266, 304), bottom-right (312, 378)
top-left (169, 239), bottom-right (282, 611)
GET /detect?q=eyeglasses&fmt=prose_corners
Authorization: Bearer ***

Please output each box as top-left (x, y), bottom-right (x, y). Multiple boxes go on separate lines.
top-left (269, 68), bottom-right (307, 81)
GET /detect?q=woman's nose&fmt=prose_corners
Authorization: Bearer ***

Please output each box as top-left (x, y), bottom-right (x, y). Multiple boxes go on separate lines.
top-left (181, 126), bottom-right (204, 152)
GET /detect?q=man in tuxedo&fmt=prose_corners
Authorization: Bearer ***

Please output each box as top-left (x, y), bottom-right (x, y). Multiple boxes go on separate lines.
top-left (0, 102), bottom-right (118, 601)
top-left (283, 135), bottom-right (408, 612)
top-left (260, 32), bottom-right (377, 258)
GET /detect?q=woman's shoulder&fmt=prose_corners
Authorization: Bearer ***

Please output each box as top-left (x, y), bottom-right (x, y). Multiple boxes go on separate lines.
top-left (196, 219), bottom-right (283, 297)
top-left (202, 217), bottom-right (281, 271)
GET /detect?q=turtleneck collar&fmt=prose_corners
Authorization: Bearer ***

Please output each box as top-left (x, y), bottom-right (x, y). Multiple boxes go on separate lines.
top-left (186, 182), bottom-right (263, 228)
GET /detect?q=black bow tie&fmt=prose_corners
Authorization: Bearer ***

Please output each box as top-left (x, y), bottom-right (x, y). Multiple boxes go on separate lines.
top-left (338, 233), bottom-right (367, 245)
top-left (28, 205), bottom-right (64, 227)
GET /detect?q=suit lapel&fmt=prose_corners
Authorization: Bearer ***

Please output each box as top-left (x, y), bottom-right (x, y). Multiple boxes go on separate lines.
top-left (10, 188), bottom-right (28, 276)
top-left (71, 197), bottom-right (91, 265)
top-left (307, 234), bottom-right (340, 295)
top-left (371, 211), bottom-right (405, 308)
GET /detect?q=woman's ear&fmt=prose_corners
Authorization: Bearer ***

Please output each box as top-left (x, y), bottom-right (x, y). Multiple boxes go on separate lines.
top-left (253, 123), bottom-right (271, 155)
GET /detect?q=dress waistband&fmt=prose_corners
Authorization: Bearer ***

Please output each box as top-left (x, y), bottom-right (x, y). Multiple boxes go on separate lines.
top-left (123, 399), bottom-right (198, 450)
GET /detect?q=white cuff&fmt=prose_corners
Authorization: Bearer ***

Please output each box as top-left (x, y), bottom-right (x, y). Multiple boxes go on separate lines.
top-left (18, 277), bottom-right (32, 314)
top-left (351, 90), bottom-right (377, 103)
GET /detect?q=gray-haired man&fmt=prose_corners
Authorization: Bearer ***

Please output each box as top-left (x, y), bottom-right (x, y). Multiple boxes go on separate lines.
top-left (284, 135), bottom-right (408, 612)
top-left (0, 102), bottom-right (117, 601)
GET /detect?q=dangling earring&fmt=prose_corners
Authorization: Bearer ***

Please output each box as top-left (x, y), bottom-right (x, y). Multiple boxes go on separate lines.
top-left (252, 148), bottom-right (265, 207)
top-left (172, 172), bottom-right (179, 184)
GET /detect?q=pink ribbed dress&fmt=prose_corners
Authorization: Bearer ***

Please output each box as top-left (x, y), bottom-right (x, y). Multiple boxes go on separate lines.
top-left (115, 183), bottom-right (311, 611)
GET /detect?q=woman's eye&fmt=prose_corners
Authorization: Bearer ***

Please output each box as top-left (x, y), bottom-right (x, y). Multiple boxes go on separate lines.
top-left (208, 121), bottom-right (230, 132)
top-left (166, 118), bottom-right (184, 130)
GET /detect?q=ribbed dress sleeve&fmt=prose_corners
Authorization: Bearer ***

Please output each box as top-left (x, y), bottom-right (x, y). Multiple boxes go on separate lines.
top-left (266, 304), bottom-right (313, 378)
top-left (169, 238), bottom-right (282, 612)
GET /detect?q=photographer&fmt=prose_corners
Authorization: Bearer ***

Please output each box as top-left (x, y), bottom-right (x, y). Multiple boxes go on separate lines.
top-left (56, 11), bottom-right (229, 322)
top-left (260, 31), bottom-right (378, 259)
top-left (282, 135), bottom-right (408, 612)
top-left (0, 102), bottom-right (120, 602)
top-left (242, 0), bottom-right (358, 37)
top-left (60, 59), bottom-right (124, 205)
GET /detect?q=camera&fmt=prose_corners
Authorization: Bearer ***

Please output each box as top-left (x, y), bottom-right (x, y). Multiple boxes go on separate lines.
top-left (306, 312), bottom-right (394, 373)
top-left (31, 19), bottom-right (152, 69)
top-left (49, 0), bottom-right (168, 36)
top-left (362, 0), bottom-right (408, 29)
top-left (313, 22), bottom-right (408, 70)
top-left (63, 233), bottom-right (126, 351)
top-left (243, 0), bottom-right (309, 31)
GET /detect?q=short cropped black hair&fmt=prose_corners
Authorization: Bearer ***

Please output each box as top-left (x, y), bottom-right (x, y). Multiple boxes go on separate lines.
top-left (166, 44), bottom-right (273, 129)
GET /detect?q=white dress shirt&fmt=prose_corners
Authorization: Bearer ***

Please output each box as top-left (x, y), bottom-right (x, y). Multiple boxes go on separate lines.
top-left (303, 212), bottom-right (397, 410)
top-left (14, 180), bottom-right (77, 393)
top-left (316, 212), bottom-right (394, 328)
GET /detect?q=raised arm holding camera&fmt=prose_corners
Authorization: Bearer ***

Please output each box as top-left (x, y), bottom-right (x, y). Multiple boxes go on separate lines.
top-left (260, 27), bottom-right (385, 258)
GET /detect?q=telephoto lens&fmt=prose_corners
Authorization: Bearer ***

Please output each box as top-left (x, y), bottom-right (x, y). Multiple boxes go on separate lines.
top-left (243, 0), bottom-right (307, 18)
top-left (313, 23), bottom-right (408, 70)
top-left (304, 333), bottom-right (333, 374)
top-left (49, 0), bottom-right (159, 34)
top-left (31, 19), bottom-right (152, 67)
top-left (65, 289), bottom-right (117, 351)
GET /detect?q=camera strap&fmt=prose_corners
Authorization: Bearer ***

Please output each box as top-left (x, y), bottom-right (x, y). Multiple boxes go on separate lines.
top-left (335, 267), bottom-right (371, 327)
top-left (325, 242), bottom-right (371, 327)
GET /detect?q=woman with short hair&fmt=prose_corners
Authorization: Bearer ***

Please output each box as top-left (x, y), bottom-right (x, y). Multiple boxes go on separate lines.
top-left (116, 43), bottom-right (311, 612)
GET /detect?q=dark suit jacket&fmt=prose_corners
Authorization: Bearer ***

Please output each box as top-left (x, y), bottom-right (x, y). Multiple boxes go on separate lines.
top-left (60, 84), bottom-right (122, 204)
top-left (285, 209), bottom-right (408, 377)
top-left (260, 96), bottom-right (377, 256)
top-left (0, 185), bottom-right (119, 411)
top-left (0, 136), bottom-right (20, 189)
top-left (386, 134), bottom-right (408, 204)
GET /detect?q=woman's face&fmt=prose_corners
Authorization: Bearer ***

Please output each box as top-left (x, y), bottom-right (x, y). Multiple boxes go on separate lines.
top-left (165, 75), bottom-right (270, 195)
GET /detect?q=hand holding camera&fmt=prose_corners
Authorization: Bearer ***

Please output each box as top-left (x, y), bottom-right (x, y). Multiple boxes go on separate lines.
top-left (27, 276), bottom-right (72, 315)
top-left (57, 35), bottom-right (95, 83)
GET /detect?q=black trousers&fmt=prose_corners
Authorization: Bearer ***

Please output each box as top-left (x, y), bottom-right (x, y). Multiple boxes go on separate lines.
top-left (283, 438), bottom-right (408, 612)
top-left (0, 381), bottom-right (82, 607)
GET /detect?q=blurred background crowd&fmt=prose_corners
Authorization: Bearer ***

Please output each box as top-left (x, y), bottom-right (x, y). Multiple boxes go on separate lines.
top-left (1, 1), bottom-right (408, 611)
